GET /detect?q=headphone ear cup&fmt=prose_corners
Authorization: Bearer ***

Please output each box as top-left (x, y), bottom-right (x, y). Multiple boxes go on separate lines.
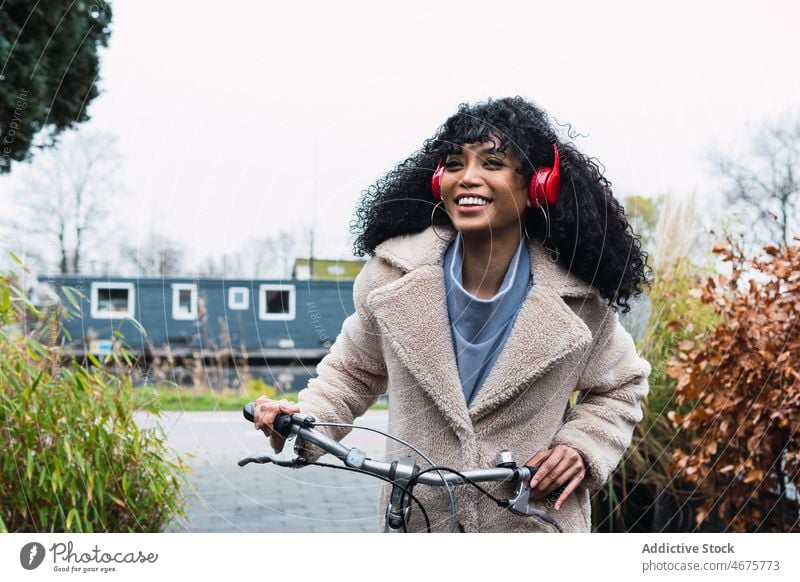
top-left (528, 168), bottom-right (550, 208)
top-left (528, 144), bottom-right (561, 208)
top-left (528, 169), bottom-right (541, 208)
top-left (431, 161), bottom-right (445, 202)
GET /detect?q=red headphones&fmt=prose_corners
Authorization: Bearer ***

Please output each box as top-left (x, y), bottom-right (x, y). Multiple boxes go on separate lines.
top-left (431, 143), bottom-right (561, 208)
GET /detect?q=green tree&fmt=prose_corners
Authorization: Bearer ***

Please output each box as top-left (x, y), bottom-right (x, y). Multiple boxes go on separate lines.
top-left (623, 193), bottom-right (664, 258)
top-left (0, 1), bottom-right (112, 174)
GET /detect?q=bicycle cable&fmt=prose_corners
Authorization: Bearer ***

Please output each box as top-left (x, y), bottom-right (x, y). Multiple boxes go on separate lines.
top-left (399, 465), bottom-right (562, 533)
top-left (313, 421), bottom-right (458, 532)
top-left (406, 465), bottom-right (511, 505)
top-left (302, 459), bottom-right (431, 532)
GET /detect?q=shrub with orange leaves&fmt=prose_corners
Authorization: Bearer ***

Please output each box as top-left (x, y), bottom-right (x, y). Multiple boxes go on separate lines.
top-left (668, 237), bottom-right (800, 532)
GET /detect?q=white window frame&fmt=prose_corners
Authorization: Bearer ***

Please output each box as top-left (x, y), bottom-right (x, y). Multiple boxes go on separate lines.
top-left (258, 284), bottom-right (296, 321)
top-left (171, 283), bottom-right (198, 320)
top-left (228, 286), bottom-right (249, 310)
top-left (90, 282), bottom-right (135, 319)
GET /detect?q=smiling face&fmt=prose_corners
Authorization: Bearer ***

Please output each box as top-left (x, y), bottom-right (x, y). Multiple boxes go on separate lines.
top-left (440, 136), bottom-right (530, 241)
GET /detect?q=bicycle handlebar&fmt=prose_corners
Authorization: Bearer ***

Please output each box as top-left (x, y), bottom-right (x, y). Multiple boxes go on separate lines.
top-left (242, 402), bottom-right (532, 484)
top-left (240, 401), bottom-right (565, 532)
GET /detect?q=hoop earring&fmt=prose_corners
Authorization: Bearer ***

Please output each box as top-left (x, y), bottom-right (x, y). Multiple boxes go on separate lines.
top-left (430, 201), bottom-right (449, 243)
top-left (531, 205), bottom-right (560, 263)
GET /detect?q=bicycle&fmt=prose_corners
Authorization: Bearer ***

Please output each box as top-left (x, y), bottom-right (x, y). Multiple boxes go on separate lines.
top-left (239, 402), bottom-right (566, 533)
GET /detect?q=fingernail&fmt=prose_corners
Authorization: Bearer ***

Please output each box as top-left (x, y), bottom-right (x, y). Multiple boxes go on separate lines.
top-left (531, 478), bottom-right (539, 488)
top-left (554, 502), bottom-right (561, 511)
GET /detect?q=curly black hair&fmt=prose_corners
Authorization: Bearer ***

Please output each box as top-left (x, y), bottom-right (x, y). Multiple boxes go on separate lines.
top-left (350, 96), bottom-right (651, 314)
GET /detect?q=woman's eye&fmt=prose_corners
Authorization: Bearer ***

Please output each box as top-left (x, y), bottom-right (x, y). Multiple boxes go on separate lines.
top-left (486, 159), bottom-right (504, 167)
top-left (444, 161), bottom-right (461, 168)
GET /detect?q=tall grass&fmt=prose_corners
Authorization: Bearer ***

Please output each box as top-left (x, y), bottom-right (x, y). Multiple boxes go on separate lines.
top-left (0, 257), bottom-right (189, 532)
top-left (592, 194), bottom-right (722, 531)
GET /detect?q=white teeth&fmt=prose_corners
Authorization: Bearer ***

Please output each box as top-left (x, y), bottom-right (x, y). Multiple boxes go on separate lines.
top-left (457, 196), bottom-right (490, 206)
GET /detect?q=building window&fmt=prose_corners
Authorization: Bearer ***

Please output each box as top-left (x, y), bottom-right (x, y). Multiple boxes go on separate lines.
top-left (91, 282), bottom-right (135, 319)
top-left (172, 284), bottom-right (198, 320)
top-left (259, 284), bottom-right (295, 320)
top-left (228, 286), bottom-right (249, 310)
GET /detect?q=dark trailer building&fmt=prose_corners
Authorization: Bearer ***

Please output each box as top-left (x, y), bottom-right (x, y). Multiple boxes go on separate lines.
top-left (37, 275), bottom-right (357, 392)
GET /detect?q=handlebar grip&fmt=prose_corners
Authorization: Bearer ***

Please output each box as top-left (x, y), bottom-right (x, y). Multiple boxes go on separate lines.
top-left (242, 402), bottom-right (294, 438)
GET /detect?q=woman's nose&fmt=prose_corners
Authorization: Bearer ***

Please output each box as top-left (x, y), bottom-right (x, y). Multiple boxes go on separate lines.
top-left (459, 160), bottom-right (483, 186)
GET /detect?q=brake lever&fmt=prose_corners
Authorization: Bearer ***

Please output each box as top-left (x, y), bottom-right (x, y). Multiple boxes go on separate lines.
top-left (237, 423), bottom-right (305, 467)
top-left (506, 467), bottom-right (563, 532)
top-left (508, 467), bottom-right (537, 516)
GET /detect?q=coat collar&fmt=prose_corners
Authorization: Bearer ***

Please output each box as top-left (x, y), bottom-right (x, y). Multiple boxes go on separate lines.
top-left (373, 226), bottom-right (595, 297)
top-left (368, 226), bottom-right (595, 435)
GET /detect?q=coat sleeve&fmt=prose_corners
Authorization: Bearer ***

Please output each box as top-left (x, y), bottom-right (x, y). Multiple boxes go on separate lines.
top-left (549, 307), bottom-right (651, 491)
top-left (273, 257), bottom-right (389, 460)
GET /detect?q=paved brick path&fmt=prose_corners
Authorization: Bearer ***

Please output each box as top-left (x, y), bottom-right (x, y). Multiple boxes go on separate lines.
top-left (137, 410), bottom-right (388, 532)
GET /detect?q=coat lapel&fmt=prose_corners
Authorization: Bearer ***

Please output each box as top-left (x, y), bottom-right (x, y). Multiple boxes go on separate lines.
top-left (368, 226), bottom-right (595, 434)
top-left (469, 241), bottom-right (595, 422)
top-left (367, 264), bottom-right (473, 437)
top-left (466, 283), bottom-right (592, 423)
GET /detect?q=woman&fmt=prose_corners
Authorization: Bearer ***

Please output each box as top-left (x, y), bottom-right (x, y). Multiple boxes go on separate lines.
top-left (254, 96), bottom-right (652, 532)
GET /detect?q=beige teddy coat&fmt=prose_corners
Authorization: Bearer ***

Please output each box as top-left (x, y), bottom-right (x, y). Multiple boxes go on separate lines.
top-left (291, 225), bottom-right (652, 533)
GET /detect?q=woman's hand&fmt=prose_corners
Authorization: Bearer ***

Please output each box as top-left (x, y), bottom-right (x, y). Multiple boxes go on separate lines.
top-left (253, 395), bottom-right (301, 439)
top-left (526, 444), bottom-right (587, 511)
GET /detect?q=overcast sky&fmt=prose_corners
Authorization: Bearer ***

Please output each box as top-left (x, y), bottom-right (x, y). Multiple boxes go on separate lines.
top-left (2, 0), bottom-right (799, 274)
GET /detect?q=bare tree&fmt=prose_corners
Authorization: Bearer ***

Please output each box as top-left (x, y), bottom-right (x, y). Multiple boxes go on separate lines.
top-left (252, 230), bottom-right (302, 279)
top-left (195, 229), bottom-right (308, 279)
top-left (120, 228), bottom-right (187, 276)
top-left (708, 112), bottom-right (800, 250)
top-left (5, 130), bottom-right (124, 274)
top-left (195, 251), bottom-right (244, 277)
